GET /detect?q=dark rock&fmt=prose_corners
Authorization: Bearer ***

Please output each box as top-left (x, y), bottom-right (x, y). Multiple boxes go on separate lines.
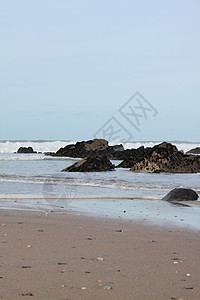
top-left (116, 146), bottom-right (149, 168)
top-left (162, 188), bottom-right (198, 202)
top-left (186, 147), bottom-right (200, 155)
top-left (130, 142), bottom-right (200, 173)
top-left (45, 139), bottom-right (200, 173)
top-left (45, 139), bottom-right (126, 160)
top-left (46, 139), bottom-right (108, 158)
top-left (17, 147), bottom-right (37, 154)
top-left (62, 155), bottom-right (115, 172)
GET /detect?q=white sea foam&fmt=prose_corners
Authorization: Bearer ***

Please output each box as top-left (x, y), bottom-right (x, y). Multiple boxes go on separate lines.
top-left (0, 140), bottom-right (200, 154)
top-left (0, 140), bottom-right (75, 154)
top-left (116, 141), bottom-right (200, 153)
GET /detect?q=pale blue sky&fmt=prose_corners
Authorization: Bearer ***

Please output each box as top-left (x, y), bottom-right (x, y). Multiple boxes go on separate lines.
top-left (1, 0), bottom-right (200, 141)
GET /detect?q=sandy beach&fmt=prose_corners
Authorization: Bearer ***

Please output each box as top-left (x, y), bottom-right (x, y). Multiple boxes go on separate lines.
top-left (0, 208), bottom-right (200, 300)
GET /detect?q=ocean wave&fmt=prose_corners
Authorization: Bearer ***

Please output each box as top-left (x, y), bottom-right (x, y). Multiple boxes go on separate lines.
top-left (0, 153), bottom-right (80, 161)
top-left (2, 174), bottom-right (198, 193)
top-left (0, 194), bottom-right (161, 201)
top-left (1, 140), bottom-right (200, 154)
top-left (0, 140), bottom-right (75, 154)
top-left (117, 141), bottom-right (200, 153)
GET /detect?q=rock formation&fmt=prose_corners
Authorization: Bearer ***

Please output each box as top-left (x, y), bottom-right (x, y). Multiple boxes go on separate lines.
top-left (186, 147), bottom-right (200, 155)
top-left (129, 142), bottom-right (200, 173)
top-left (46, 139), bottom-right (200, 173)
top-left (45, 139), bottom-right (125, 160)
top-left (62, 155), bottom-right (115, 172)
top-left (162, 188), bottom-right (198, 202)
top-left (17, 147), bottom-right (37, 154)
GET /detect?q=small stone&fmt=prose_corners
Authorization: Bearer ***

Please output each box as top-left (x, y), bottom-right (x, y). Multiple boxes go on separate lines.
top-left (57, 262), bottom-right (67, 265)
top-left (81, 287), bottom-right (87, 290)
top-left (27, 245), bottom-right (32, 248)
top-left (104, 286), bottom-right (113, 290)
top-left (115, 229), bottom-right (123, 232)
top-left (173, 261), bottom-right (178, 264)
top-left (1, 224), bottom-right (6, 227)
top-left (61, 284), bottom-right (66, 288)
top-left (186, 273), bottom-right (191, 276)
top-left (184, 286), bottom-right (193, 290)
top-left (96, 257), bottom-right (104, 261)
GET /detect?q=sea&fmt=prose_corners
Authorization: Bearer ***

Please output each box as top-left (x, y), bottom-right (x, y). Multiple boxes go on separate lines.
top-left (0, 140), bottom-right (200, 230)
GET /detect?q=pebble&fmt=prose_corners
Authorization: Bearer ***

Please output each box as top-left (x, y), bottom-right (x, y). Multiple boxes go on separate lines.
top-left (81, 287), bottom-right (87, 290)
top-left (1, 224), bottom-right (6, 227)
top-left (96, 257), bottom-right (104, 261)
top-left (115, 229), bottom-right (123, 232)
top-left (186, 273), bottom-right (191, 277)
top-left (27, 245), bottom-right (32, 248)
top-left (20, 292), bottom-right (33, 296)
top-left (61, 284), bottom-right (66, 288)
top-left (104, 286), bottom-right (113, 290)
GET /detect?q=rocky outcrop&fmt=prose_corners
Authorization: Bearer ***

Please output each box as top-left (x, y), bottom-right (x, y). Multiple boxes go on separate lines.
top-left (130, 142), bottom-right (200, 173)
top-left (46, 139), bottom-right (200, 173)
top-left (62, 155), bottom-right (115, 172)
top-left (116, 146), bottom-right (151, 168)
top-left (162, 188), bottom-right (199, 202)
top-left (186, 147), bottom-right (200, 155)
top-left (45, 139), bottom-right (125, 160)
top-left (17, 147), bottom-right (37, 154)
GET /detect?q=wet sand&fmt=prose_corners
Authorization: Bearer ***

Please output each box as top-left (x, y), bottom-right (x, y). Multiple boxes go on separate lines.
top-left (0, 209), bottom-right (200, 300)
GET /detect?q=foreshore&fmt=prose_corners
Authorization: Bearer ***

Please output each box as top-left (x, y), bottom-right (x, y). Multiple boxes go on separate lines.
top-left (0, 208), bottom-right (200, 300)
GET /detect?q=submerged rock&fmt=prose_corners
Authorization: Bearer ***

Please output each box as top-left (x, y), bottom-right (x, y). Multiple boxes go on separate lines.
top-left (17, 147), bottom-right (37, 154)
top-left (62, 155), bottom-right (115, 172)
top-left (162, 188), bottom-right (199, 202)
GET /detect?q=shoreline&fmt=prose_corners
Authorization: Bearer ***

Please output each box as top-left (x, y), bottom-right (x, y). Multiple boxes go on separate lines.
top-left (0, 209), bottom-right (200, 299)
top-left (0, 197), bottom-right (200, 232)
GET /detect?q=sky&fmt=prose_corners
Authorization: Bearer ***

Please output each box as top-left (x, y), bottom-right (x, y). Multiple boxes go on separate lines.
top-left (1, 0), bottom-right (200, 142)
